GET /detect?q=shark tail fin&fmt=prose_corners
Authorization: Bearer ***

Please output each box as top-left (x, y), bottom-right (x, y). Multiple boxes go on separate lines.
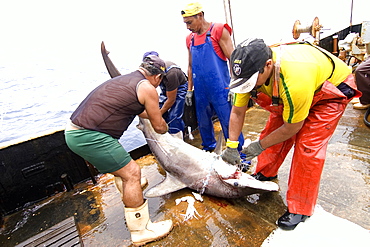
top-left (101, 41), bottom-right (121, 78)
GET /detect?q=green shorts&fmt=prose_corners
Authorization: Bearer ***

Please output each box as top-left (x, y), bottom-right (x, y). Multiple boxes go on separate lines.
top-left (64, 129), bottom-right (132, 173)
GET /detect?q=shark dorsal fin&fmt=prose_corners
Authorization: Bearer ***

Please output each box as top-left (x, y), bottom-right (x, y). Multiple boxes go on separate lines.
top-left (214, 130), bottom-right (224, 155)
top-left (145, 172), bottom-right (188, 198)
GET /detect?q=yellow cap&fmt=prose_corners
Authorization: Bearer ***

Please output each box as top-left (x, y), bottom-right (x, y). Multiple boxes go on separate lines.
top-left (181, 2), bottom-right (203, 17)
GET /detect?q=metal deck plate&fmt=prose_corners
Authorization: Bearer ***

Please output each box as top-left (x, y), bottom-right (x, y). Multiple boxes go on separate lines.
top-left (15, 217), bottom-right (83, 247)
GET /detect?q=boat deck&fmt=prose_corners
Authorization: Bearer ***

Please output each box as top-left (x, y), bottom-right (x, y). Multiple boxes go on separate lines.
top-left (1, 103), bottom-right (369, 246)
top-left (15, 217), bottom-right (82, 247)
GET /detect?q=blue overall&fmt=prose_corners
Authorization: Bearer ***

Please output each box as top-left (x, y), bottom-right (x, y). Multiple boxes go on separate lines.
top-left (191, 25), bottom-right (244, 150)
top-left (159, 67), bottom-right (188, 134)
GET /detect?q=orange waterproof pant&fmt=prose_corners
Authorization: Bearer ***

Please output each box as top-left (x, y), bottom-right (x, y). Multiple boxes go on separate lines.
top-left (253, 74), bottom-right (360, 216)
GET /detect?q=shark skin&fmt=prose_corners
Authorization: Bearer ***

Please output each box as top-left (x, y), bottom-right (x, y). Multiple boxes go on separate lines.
top-left (138, 118), bottom-right (279, 198)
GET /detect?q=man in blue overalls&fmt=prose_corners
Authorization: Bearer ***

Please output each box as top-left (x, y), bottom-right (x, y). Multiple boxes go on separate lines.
top-left (181, 2), bottom-right (248, 169)
top-left (143, 51), bottom-right (188, 139)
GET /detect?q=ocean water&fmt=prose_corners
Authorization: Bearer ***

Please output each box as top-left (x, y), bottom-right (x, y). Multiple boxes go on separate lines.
top-left (0, 0), bottom-right (191, 150)
top-left (1, 0), bottom-right (368, 149)
top-left (0, 60), bottom-right (146, 151)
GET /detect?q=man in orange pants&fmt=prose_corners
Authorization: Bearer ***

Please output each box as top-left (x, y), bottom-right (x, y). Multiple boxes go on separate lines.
top-left (221, 38), bottom-right (361, 230)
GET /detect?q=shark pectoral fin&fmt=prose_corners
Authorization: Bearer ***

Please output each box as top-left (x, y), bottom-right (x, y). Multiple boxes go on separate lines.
top-left (145, 173), bottom-right (188, 198)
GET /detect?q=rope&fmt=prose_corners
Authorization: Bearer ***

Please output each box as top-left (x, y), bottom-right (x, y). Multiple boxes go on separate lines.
top-left (145, 138), bottom-right (178, 147)
top-left (199, 155), bottom-right (220, 195)
top-left (364, 107), bottom-right (370, 127)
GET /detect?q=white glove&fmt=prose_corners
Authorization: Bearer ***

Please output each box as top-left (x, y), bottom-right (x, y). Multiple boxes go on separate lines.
top-left (227, 91), bottom-right (234, 103)
top-left (185, 90), bottom-right (193, 106)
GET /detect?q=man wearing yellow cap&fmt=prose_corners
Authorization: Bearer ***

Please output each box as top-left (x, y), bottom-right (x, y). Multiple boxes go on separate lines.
top-left (181, 2), bottom-right (247, 166)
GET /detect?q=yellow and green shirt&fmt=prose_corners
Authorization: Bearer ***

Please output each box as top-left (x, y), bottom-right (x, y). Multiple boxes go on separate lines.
top-left (234, 43), bottom-right (351, 123)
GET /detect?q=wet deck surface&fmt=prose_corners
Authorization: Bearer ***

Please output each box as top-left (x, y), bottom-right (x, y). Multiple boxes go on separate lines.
top-left (1, 103), bottom-right (369, 246)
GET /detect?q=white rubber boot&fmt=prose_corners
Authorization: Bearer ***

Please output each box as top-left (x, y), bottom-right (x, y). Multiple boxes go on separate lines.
top-left (114, 176), bottom-right (148, 195)
top-left (125, 200), bottom-right (173, 246)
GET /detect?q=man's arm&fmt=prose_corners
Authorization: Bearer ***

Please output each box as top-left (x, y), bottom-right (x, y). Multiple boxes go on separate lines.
top-left (240, 120), bottom-right (304, 161)
top-left (187, 49), bottom-right (193, 91)
top-left (229, 105), bottom-right (248, 141)
top-left (137, 80), bottom-right (168, 134)
top-left (259, 120), bottom-right (304, 149)
top-left (160, 89), bottom-right (177, 115)
top-left (222, 104), bottom-right (247, 165)
top-left (218, 26), bottom-right (234, 61)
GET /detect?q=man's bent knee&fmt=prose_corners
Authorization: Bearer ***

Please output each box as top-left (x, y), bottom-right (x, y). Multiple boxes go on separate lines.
top-left (112, 160), bottom-right (141, 182)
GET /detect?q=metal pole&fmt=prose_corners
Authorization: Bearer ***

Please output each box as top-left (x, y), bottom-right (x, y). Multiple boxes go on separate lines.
top-left (350, 0), bottom-right (353, 32)
top-left (223, 0), bottom-right (236, 47)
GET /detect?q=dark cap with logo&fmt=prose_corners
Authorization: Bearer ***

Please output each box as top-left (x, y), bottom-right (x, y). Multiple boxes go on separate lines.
top-left (230, 38), bottom-right (271, 93)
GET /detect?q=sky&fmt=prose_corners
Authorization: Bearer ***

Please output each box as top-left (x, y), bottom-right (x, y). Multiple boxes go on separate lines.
top-left (1, 0), bottom-right (369, 74)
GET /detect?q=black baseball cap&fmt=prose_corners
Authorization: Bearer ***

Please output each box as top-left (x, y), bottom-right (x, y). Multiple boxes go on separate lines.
top-left (230, 38), bottom-right (271, 93)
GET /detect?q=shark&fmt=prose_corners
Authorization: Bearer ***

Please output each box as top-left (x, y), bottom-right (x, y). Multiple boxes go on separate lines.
top-left (100, 41), bottom-right (279, 198)
top-left (138, 117), bottom-right (278, 198)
